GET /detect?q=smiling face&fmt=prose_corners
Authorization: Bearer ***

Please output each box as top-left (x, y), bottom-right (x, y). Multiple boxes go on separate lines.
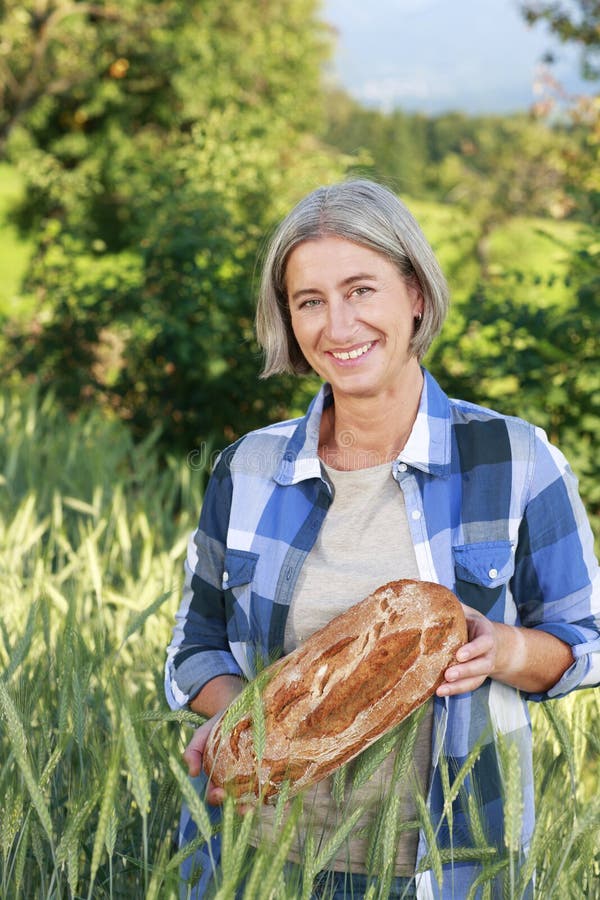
top-left (286, 236), bottom-right (424, 402)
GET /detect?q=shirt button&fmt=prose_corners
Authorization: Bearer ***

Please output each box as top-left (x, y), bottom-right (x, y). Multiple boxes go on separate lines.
top-left (222, 571), bottom-right (229, 583)
top-left (411, 509), bottom-right (421, 520)
top-left (488, 568), bottom-right (498, 579)
top-left (398, 463), bottom-right (408, 472)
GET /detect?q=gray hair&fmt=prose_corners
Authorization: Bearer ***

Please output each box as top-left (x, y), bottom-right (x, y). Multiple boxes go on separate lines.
top-left (256, 179), bottom-right (449, 377)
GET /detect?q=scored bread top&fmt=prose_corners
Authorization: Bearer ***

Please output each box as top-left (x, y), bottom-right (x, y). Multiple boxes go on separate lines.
top-left (203, 579), bottom-right (467, 802)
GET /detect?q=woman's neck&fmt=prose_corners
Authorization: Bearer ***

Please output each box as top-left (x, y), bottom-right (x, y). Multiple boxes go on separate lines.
top-left (319, 365), bottom-right (424, 471)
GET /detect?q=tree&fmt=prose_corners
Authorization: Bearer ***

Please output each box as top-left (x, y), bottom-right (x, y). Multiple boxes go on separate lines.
top-left (0, 0), bottom-right (332, 154)
top-left (521, 1), bottom-right (600, 79)
top-left (321, 89), bottom-right (430, 195)
top-left (520, 1), bottom-right (600, 224)
top-left (427, 242), bottom-right (600, 538)
top-left (3, 0), bottom-right (346, 450)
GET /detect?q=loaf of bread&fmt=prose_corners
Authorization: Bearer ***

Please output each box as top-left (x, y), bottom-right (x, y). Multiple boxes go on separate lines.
top-left (203, 579), bottom-right (466, 803)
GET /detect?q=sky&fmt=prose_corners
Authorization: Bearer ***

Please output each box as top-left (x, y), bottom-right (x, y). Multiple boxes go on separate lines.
top-left (321, 0), bottom-right (591, 115)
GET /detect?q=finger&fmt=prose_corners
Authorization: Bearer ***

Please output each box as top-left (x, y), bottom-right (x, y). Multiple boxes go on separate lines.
top-left (183, 744), bottom-right (203, 777)
top-left (237, 802), bottom-right (256, 815)
top-left (436, 673), bottom-right (488, 696)
top-left (205, 783), bottom-right (226, 806)
top-left (445, 655), bottom-right (494, 682)
top-left (455, 634), bottom-right (494, 662)
top-left (436, 667), bottom-right (490, 697)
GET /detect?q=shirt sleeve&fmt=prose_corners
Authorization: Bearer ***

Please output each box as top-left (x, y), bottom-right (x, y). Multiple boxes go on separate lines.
top-left (164, 451), bottom-right (243, 710)
top-left (512, 426), bottom-right (600, 701)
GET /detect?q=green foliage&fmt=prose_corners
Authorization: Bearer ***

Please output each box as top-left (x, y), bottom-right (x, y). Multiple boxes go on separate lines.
top-left (0, 0), bottom-right (597, 556)
top-left (321, 89), bottom-right (430, 194)
top-left (322, 95), bottom-right (574, 221)
top-left (0, 387), bottom-right (599, 898)
top-left (1, 0), bottom-right (343, 449)
top-left (1, 0), bottom-right (330, 153)
top-left (427, 236), bottom-right (600, 539)
top-left (0, 386), bottom-right (204, 898)
top-left (521, 0), bottom-right (600, 80)
top-left (520, 0), bottom-right (600, 224)
top-left (0, 164), bottom-right (34, 317)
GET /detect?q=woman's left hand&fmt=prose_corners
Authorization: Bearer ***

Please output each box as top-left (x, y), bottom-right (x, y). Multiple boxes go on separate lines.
top-left (436, 604), bottom-right (500, 697)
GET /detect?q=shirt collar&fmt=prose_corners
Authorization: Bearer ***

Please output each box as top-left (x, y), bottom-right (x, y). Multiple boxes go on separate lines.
top-left (274, 369), bottom-right (452, 485)
top-left (398, 369), bottom-right (452, 477)
top-left (273, 384), bottom-right (332, 485)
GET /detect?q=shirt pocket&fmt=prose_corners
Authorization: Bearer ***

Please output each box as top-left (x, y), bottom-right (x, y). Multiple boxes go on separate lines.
top-left (223, 548), bottom-right (258, 589)
top-left (452, 540), bottom-right (515, 617)
top-left (222, 548), bottom-right (259, 644)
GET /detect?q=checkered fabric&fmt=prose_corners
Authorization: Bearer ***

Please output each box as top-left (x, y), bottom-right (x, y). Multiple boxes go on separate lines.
top-left (165, 369), bottom-right (600, 899)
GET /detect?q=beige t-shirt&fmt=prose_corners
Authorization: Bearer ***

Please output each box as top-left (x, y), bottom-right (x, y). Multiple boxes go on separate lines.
top-left (254, 461), bottom-right (433, 876)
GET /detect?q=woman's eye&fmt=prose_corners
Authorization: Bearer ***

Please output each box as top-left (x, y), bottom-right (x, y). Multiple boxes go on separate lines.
top-left (300, 297), bottom-right (322, 309)
top-left (352, 286), bottom-right (372, 297)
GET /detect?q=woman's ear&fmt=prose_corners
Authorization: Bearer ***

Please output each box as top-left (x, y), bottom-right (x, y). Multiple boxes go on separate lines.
top-left (409, 280), bottom-right (424, 318)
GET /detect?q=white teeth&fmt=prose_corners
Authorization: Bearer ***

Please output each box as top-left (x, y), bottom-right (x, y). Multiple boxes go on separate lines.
top-left (332, 342), bottom-right (372, 360)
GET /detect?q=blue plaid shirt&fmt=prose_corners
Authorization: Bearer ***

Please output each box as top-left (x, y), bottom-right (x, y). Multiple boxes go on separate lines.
top-left (165, 369), bottom-right (600, 898)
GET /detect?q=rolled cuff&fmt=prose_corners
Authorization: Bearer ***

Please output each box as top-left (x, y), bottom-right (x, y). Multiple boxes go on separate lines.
top-left (164, 649), bottom-right (243, 710)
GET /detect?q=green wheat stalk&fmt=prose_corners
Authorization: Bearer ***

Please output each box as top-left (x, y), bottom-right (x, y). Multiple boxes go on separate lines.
top-left (332, 760), bottom-right (348, 808)
top-left (88, 734), bottom-right (122, 899)
top-left (13, 818), bottom-right (30, 897)
top-left (465, 858), bottom-right (509, 900)
top-left (56, 792), bottom-right (99, 866)
top-left (216, 799), bottom-right (258, 897)
top-left (0, 679), bottom-right (54, 847)
top-left (378, 793), bottom-right (403, 898)
top-left (414, 790), bottom-right (443, 887)
top-left (121, 705), bottom-right (151, 816)
top-left (117, 590), bottom-right (173, 653)
top-left (168, 753), bottom-right (214, 845)
top-left (313, 805), bottom-right (365, 873)
top-left (541, 701), bottom-right (578, 802)
top-left (300, 827), bottom-right (317, 900)
top-left (135, 708), bottom-right (207, 726)
top-left (1, 600), bottom-right (38, 683)
top-left (246, 805), bottom-right (302, 900)
top-left (251, 681), bottom-right (267, 767)
top-left (122, 703), bottom-right (152, 894)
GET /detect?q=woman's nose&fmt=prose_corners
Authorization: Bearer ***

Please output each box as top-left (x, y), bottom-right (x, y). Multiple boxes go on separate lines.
top-left (324, 299), bottom-right (356, 344)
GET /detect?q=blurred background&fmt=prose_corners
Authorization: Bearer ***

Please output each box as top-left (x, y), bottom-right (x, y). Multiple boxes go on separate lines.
top-left (0, 0), bottom-right (598, 512)
top-left (1, 4), bottom-right (599, 896)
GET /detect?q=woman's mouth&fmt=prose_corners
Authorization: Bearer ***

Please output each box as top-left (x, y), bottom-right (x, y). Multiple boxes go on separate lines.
top-left (329, 341), bottom-right (375, 361)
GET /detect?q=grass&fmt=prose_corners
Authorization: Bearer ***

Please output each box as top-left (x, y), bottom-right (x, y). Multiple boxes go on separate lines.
top-left (0, 385), bottom-right (599, 898)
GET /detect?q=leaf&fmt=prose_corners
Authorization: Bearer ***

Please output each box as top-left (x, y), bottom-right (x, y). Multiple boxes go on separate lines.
top-left (313, 806), bottom-right (364, 873)
top-left (118, 591), bottom-right (172, 651)
top-left (1, 601), bottom-right (38, 683)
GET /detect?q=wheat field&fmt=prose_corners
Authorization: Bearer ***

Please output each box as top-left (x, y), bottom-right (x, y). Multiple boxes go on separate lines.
top-left (1, 388), bottom-right (599, 899)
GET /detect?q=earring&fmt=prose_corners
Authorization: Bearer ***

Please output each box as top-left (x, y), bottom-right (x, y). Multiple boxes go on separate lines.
top-left (414, 312), bottom-right (423, 325)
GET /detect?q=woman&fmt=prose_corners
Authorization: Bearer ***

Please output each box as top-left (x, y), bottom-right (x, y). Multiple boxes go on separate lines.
top-left (165, 180), bottom-right (600, 898)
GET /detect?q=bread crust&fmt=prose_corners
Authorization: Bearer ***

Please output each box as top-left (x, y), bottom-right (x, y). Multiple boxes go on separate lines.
top-left (203, 579), bottom-right (467, 802)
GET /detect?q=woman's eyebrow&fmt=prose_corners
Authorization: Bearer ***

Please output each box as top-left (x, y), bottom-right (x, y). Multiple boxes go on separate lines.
top-left (338, 272), bottom-right (378, 286)
top-left (290, 273), bottom-right (378, 302)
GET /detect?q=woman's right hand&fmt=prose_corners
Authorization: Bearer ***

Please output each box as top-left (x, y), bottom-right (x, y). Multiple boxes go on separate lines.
top-left (183, 713), bottom-right (226, 806)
